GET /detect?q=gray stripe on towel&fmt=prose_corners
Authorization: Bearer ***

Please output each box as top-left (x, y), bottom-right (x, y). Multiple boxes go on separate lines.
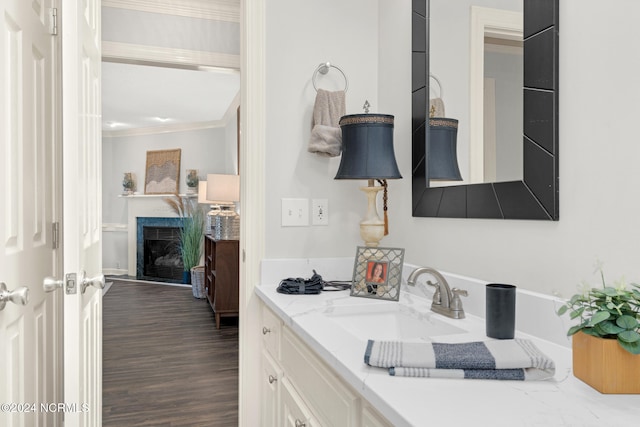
top-left (516, 339), bottom-right (556, 371)
top-left (432, 341), bottom-right (495, 370)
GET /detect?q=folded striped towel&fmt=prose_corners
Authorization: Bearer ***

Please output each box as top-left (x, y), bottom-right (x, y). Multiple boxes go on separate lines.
top-left (364, 339), bottom-right (555, 381)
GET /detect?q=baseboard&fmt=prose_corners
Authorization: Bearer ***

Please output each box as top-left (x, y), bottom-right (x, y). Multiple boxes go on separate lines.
top-left (103, 268), bottom-right (128, 276)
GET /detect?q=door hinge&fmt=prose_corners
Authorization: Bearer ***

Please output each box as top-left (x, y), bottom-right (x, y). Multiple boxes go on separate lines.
top-left (49, 8), bottom-right (58, 36)
top-left (52, 222), bottom-right (60, 249)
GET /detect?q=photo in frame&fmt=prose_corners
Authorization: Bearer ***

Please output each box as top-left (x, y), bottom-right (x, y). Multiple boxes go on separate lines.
top-left (350, 246), bottom-right (404, 301)
top-left (144, 149), bottom-right (181, 194)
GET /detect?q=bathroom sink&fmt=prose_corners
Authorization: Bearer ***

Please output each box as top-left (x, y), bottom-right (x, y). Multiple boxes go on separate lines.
top-left (323, 303), bottom-right (465, 341)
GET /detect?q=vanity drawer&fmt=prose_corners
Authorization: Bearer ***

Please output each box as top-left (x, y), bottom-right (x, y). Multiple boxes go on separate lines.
top-left (281, 326), bottom-right (359, 427)
top-left (262, 305), bottom-right (282, 360)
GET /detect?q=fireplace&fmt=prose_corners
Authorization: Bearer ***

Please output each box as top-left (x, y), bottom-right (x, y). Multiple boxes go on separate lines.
top-left (136, 217), bottom-right (184, 283)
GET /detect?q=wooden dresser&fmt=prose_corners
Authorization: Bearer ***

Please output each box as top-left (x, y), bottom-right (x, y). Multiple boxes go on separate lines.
top-left (204, 236), bottom-right (239, 329)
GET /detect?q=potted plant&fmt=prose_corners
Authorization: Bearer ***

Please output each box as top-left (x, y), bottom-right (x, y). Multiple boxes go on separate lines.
top-left (557, 265), bottom-right (640, 393)
top-left (164, 195), bottom-right (205, 285)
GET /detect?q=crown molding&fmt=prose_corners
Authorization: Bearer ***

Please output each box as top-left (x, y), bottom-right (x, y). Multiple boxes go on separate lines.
top-left (102, 120), bottom-right (226, 138)
top-left (102, 0), bottom-right (240, 22)
top-left (102, 41), bottom-right (240, 70)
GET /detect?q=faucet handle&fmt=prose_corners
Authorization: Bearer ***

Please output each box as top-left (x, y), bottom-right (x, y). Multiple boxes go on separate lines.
top-left (426, 280), bottom-right (441, 304)
top-left (452, 287), bottom-right (468, 297)
top-left (451, 288), bottom-right (468, 313)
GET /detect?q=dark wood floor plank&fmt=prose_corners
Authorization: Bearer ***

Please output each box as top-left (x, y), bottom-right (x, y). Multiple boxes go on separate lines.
top-left (102, 281), bottom-right (238, 426)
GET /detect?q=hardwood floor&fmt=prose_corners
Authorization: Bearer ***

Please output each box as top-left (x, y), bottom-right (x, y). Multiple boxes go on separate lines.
top-left (102, 281), bottom-right (238, 426)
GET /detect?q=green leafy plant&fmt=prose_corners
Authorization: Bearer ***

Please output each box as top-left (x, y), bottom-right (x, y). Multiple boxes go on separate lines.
top-left (164, 195), bottom-right (205, 272)
top-left (557, 266), bottom-right (640, 354)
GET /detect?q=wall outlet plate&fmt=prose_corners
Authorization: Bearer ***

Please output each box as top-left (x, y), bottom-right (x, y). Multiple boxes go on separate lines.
top-left (312, 199), bottom-right (328, 225)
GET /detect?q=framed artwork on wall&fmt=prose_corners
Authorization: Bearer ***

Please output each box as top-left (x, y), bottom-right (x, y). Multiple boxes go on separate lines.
top-left (144, 149), bottom-right (181, 194)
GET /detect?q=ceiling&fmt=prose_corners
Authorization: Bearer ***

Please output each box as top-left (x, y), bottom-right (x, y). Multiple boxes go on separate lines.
top-left (101, 61), bottom-right (240, 132)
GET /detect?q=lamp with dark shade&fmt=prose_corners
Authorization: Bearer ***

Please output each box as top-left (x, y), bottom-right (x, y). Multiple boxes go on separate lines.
top-left (335, 113), bottom-right (402, 247)
top-left (428, 117), bottom-right (462, 181)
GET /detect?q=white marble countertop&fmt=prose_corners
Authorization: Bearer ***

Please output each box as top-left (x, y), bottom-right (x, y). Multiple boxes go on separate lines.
top-left (256, 260), bottom-right (639, 427)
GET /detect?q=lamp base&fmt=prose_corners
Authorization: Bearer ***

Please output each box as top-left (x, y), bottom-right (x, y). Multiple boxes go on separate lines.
top-left (360, 184), bottom-right (385, 247)
top-left (208, 205), bottom-right (240, 240)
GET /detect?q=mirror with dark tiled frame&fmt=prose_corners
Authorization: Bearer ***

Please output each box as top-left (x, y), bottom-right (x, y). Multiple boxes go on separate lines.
top-left (412, 0), bottom-right (559, 219)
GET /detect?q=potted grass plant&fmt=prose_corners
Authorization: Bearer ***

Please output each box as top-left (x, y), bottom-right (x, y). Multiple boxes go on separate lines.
top-left (164, 195), bottom-right (205, 285)
top-left (557, 264), bottom-right (640, 393)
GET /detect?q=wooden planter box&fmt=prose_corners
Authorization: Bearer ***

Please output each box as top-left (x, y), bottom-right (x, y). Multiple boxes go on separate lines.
top-left (573, 331), bottom-right (640, 394)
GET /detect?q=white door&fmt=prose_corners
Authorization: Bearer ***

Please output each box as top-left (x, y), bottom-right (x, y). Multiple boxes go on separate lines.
top-left (61, 0), bottom-right (103, 426)
top-left (0, 0), bottom-right (63, 426)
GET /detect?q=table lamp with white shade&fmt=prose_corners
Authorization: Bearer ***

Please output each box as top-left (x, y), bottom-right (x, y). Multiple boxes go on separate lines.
top-left (197, 174), bottom-right (240, 240)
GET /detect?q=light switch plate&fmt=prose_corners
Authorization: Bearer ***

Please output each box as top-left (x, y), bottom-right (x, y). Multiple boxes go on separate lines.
top-left (281, 198), bottom-right (309, 226)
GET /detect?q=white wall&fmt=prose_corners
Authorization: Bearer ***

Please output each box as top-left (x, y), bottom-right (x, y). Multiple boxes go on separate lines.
top-left (102, 125), bottom-right (237, 272)
top-left (264, 0), bottom-right (380, 259)
top-left (262, 0), bottom-right (640, 299)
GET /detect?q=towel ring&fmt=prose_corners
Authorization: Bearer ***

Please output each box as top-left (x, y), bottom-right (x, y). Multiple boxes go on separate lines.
top-left (430, 73), bottom-right (443, 99)
top-left (312, 62), bottom-right (349, 93)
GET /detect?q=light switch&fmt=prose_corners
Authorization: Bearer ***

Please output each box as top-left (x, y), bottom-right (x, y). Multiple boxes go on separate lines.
top-left (281, 198), bottom-right (309, 226)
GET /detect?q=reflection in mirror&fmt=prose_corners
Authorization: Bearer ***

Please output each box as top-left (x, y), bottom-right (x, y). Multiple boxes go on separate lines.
top-left (470, 5), bottom-right (523, 184)
top-left (429, 1), bottom-right (523, 187)
top-left (411, 0), bottom-right (559, 220)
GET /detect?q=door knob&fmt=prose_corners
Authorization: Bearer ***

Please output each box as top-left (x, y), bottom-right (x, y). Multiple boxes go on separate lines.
top-left (43, 277), bottom-right (64, 292)
top-left (0, 282), bottom-right (30, 310)
top-left (44, 273), bottom-right (77, 294)
top-left (81, 272), bottom-right (105, 294)
top-left (44, 272), bottom-right (104, 295)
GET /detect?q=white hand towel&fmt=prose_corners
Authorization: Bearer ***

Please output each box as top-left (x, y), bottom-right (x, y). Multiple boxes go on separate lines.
top-left (308, 89), bottom-right (346, 157)
top-left (429, 97), bottom-right (445, 117)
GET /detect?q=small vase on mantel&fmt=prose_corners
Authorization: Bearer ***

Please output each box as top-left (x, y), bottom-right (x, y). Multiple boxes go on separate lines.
top-left (122, 172), bottom-right (135, 195)
top-left (186, 169), bottom-right (198, 194)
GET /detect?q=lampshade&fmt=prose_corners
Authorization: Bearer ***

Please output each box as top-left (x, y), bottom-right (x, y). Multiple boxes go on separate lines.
top-left (334, 114), bottom-right (402, 180)
top-left (206, 174), bottom-right (240, 203)
top-left (428, 118), bottom-right (462, 181)
top-left (197, 181), bottom-right (216, 204)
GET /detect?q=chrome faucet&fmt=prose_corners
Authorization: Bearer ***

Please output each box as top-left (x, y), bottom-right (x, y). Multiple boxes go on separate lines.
top-left (407, 267), bottom-right (467, 319)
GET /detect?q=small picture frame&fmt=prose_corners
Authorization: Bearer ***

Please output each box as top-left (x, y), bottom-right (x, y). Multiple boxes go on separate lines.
top-left (350, 246), bottom-right (404, 301)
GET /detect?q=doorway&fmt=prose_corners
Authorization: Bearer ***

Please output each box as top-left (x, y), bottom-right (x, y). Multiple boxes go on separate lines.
top-left (99, 2), bottom-right (241, 424)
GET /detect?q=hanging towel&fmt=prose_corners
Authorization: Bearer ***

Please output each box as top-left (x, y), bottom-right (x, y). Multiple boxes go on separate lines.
top-left (308, 89), bottom-right (346, 157)
top-left (364, 339), bottom-right (555, 381)
top-left (429, 97), bottom-right (445, 118)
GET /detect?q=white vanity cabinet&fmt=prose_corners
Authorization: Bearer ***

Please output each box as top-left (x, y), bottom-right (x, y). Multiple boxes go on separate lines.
top-left (281, 377), bottom-right (319, 427)
top-left (260, 303), bottom-right (393, 427)
top-left (361, 406), bottom-right (394, 427)
top-left (261, 350), bottom-right (282, 426)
